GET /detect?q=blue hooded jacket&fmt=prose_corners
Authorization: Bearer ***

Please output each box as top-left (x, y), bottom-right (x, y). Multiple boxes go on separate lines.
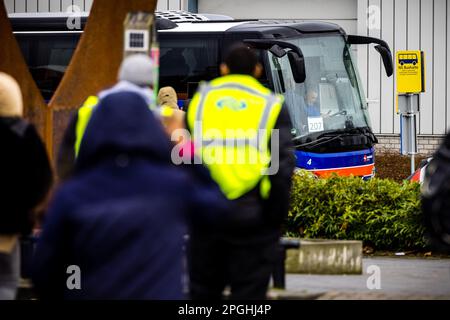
top-left (32, 92), bottom-right (228, 300)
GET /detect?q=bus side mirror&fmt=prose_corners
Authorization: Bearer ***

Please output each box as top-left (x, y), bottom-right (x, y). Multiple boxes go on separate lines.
top-left (243, 38), bottom-right (307, 82)
top-left (374, 45), bottom-right (393, 77)
top-left (347, 35), bottom-right (394, 77)
top-left (287, 50), bottom-right (306, 83)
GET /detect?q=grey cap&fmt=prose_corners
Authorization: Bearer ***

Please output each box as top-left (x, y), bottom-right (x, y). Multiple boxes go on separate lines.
top-left (118, 54), bottom-right (154, 86)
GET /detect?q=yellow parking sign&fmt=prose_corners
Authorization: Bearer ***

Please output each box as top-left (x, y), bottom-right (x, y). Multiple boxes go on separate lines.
top-left (396, 50), bottom-right (425, 94)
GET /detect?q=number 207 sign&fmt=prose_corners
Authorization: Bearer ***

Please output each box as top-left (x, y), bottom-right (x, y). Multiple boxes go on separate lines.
top-left (308, 117), bottom-right (324, 133)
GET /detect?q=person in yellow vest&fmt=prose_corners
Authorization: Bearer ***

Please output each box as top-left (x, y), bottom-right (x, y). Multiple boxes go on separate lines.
top-left (57, 54), bottom-right (166, 180)
top-left (187, 44), bottom-right (295, 300)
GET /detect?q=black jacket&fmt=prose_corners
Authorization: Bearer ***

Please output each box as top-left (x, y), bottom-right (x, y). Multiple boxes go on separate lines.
top-left (187, 103), bottom-right (296, 244)
top-left (0, 118), bottom-right (53, 234)
top-left (227, 106), bottom-right (295, 244)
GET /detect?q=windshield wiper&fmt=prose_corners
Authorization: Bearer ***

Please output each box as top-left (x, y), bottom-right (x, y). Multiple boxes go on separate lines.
top-left (293, 126), bottom-right (377, 149)
top-left (343, 127), bottom-right (378, 143)
top-left (315, 127), bottom-right (372, 138)
top-left (295, 133), bottom-right (344, 148)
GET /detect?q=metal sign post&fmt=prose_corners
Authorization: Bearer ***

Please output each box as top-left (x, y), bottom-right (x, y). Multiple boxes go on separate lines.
top-left (396, 50), bottom-right (425, 175)
top-left (124, 12), bottom-right (159, 105)
top-left (399, 94), bottom-right (419, 173)
top-left (123, 12), bottom-right (155, 57)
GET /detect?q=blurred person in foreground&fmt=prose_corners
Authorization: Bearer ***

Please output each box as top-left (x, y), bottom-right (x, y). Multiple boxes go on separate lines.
top-left (186, 44), bottom-right (295, 299)
top-left (0, 73), bottom-right (52, 300)
top-left (422, 131), bottom-right (450, 254)
top-left (32, 91), bottom-right (228, 300)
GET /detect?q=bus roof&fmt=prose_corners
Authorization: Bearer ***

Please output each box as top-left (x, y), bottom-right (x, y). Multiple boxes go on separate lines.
top-left (9, 11), bottom-right (346, 38)
top-left (158, 20), bottom-right (345, 39)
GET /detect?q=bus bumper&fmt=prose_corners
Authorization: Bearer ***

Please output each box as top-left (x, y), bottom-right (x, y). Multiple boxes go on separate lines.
top-left (295, 148), bottom-right (376, 180)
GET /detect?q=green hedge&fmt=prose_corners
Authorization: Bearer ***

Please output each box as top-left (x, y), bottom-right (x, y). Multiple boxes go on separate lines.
top-left (286, 171), bottom-right (426, 251)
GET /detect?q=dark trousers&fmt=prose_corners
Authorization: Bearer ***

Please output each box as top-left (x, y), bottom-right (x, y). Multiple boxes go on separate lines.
top-left (188, 235), bottom-right (277, 300)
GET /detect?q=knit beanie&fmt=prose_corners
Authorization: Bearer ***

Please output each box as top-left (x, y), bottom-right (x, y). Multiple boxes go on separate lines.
top-left (158, 86), bottom-right (179, 109)
top-left (118, 54), bottom-right (154, 87)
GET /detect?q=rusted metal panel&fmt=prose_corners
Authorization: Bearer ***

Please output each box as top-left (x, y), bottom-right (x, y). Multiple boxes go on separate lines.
top-left (48, 0), bottom-right (156, 160)
top-left (49, 0), bottom-right (157, 111)
top-left (0, 1), bottom-right (48, 140)
top-left (1, 0), bottom-right (157, 162)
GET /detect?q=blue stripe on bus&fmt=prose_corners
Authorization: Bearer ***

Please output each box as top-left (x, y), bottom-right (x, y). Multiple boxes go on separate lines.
top-left (295, 148), bottom-right (375, 170)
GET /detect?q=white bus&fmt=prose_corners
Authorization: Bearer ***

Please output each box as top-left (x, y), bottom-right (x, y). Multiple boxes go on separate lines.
top-left (10, 11), bottom-right (394, 178)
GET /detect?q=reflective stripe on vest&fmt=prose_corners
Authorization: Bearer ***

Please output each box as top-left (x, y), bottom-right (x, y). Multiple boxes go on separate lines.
top-left (74, 95), bottom-right (159, 157)
top-left (74, 95), bottom-right (99, 157)
top-left (187, 75), bottom-right (284, 200)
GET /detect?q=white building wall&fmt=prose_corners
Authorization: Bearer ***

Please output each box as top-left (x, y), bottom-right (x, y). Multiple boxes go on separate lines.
top-left (3, 0), bottom-right (188, 13)
top-left (3, 0), bottom-right (94, 12)
top-left (198, 0), bottom-right (358, 34)
top-left (156, 0), bottom-right (187, 11)
top-left (358, 0), bottom-right (450, 136)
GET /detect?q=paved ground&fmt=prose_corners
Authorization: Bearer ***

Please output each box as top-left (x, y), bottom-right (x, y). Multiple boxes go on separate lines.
top-left (276, 257), bottom-right (450, 300)
top-left (18, 256), bottom-right (450, 300)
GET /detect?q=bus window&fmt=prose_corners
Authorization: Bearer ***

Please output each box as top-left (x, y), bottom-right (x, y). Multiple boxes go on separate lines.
top-left (14, 32), bottom-right (219, 102)
top-left (159, 35), bottom-right (220, 98)
top-left (15, 33), bottom-right (81, 101)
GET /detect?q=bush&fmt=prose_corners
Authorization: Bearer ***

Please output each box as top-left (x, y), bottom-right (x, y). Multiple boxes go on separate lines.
top-left (286, 171), bottom-right (427, 251)
top-left (375, 152), bottom-right (428, 183)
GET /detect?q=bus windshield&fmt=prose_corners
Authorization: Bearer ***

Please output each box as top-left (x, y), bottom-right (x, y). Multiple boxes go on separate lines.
top-left (268, 35), bottom-right (370, 141)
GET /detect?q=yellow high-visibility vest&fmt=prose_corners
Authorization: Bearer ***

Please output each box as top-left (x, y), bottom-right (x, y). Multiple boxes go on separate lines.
top-left (187, 74), bottom-right (284, 200)
top-left (74, 96), bottom-right (177, 157)
top-left (74, 95), bottom-right (99, 157)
